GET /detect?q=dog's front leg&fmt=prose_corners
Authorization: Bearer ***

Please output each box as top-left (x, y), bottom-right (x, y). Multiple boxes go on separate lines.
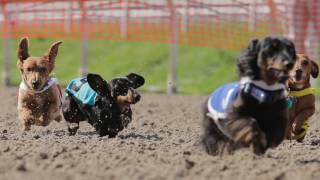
top-left (266, 111), bottom-right (288, 147)
top-left (18, 108), bottom-right (34, 131)
top-left (292, 107), bottom-right (315, 135)
top-left (62, 95), bottom-right (82, 135)
top-left (38, 100), bottom-right (57, 126)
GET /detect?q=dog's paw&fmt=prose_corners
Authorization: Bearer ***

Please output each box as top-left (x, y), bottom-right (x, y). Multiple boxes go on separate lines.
top-left (97, 128), bottom-right (119, 138)
top-left (67, 123), bottom-right (79, 136)
top-left (54, 115), bottom-right (62, 122)
top-left (201, 135), bottom-right (220, 156)
top-left (68, 129), bottom-right (77, 136)
top-left (23, 125), bottom-right (31, 131)
top-left (251, 131), bottom-right (267, 155)
top-left (99, 131), bottom-right (118, 138)
top-left (22, 120), bottom-right (32, 131)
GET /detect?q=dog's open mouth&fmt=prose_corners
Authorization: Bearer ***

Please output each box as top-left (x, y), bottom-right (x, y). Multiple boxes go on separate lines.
top-left (124, 101), bottom-right (131, 105)
top-left (122, 100), bottom-right (133, 106)
top-left (30, 83), bottom-right (44, 91)
top-left (295, 73), bottom-right (303, 81)
top-left (31, 86), bottom-right (41, 91)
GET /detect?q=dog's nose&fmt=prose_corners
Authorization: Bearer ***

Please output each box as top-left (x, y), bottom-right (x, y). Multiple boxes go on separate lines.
top-left (31, 80), bottom-right (40, 88)
top-left (134, 93), bottom-right (141, 102)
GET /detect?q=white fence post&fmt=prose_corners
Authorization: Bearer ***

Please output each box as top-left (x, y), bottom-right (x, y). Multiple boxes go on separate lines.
top-left (121, 0), bottom-right (129, 38)
top-left (80, 0), bottom-right (89, 76)
top-left (181, 0), bottom-right (189, 33)
top-left (64, 1), bottom-right (73, 34)
top-left (167, 0), bottom-right (179, 94)
top-left (1, 3), bottom-right (12, 87)
top-left (248, 0), bottom-right (256, 32)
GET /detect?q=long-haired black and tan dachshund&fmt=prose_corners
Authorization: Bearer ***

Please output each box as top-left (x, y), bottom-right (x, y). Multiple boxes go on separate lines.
top-left (202, 37), bottom-right (297, 155)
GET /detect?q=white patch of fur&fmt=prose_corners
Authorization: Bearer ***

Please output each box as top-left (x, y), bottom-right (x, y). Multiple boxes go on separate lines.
top-left (19, 78), bottom-right (59, 93)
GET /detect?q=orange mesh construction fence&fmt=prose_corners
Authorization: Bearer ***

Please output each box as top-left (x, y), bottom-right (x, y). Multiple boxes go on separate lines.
top-left (1, 0), bottom-right (319, 56)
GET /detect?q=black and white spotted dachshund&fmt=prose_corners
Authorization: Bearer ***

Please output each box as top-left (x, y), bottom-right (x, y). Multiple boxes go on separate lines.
top-left (62, 73), bottom-right (145, 137)
top-left (202, 37), bottom-right (297, 155)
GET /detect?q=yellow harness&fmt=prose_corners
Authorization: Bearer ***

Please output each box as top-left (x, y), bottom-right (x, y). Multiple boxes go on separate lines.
top-left (288, 87), bottom-right (316, 140)
top-left (289, 87), bottom-right (317, 97)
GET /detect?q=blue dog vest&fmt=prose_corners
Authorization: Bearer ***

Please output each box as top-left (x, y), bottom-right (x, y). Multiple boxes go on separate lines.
top-left (207, 80), bottom-right (286, 120)
top-left (66, 78), bottom-right (97, 106)
top-left (207, 83), bottom-right (240, 119)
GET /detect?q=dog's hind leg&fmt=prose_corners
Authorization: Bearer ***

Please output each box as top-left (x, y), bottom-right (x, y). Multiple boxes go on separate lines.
top-left (201, 115), bottom-right (231, 155)
top-left (49, 108), bottom-right (62, 123)
top-left (216, 116), bottom-right (267, 155)
top-left (54, 114), bottom-right (62, 122)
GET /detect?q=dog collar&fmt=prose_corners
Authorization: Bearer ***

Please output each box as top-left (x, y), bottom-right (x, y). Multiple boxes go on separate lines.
top-left (19, 78), bottom-right (59, 93)
top-left (240, 78), bottom-right (286, 103)
top-left (289, 87), bottom-right (315, 97)
top-left (240, 77), bottom-right (286, 91)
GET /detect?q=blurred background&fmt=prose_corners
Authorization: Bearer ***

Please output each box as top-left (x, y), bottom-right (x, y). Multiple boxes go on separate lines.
top-left (0, 0), bottom-right (319, 95)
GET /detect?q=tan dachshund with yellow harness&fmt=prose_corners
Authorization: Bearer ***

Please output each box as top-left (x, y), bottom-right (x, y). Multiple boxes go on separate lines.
top-left (287, 54), bottom-right (319, 142)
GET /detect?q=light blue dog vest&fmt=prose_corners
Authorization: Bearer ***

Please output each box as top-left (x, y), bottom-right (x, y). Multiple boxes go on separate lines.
top-left (66, 78), bottom-right (97, 106)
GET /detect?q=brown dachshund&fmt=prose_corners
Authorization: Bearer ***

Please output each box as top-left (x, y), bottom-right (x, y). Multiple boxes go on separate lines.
top-left (17, 37), bottom-right (63, 131)
top-left (287, 54), bottom-right (319, 142)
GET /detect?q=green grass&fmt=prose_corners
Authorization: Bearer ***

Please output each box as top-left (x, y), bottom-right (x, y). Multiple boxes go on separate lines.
top-left (0, 38), bottom-right (239, 95)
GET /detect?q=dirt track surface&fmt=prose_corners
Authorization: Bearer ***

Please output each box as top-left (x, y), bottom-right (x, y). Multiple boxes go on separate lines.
top-left (0, 88), bottom-right (320, 180)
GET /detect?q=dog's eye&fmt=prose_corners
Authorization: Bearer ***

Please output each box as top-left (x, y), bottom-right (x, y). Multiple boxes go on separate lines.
top-left (302, 60), bottom-right (309, 66)
top-left (26, 68), bottom-right (32, 72)
top-left (119, 88), bottom-right (128, 96)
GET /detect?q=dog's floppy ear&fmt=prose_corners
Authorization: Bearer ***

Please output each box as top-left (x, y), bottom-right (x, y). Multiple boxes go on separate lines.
top-left (126, 73), bottom-right (145, 89)
top-left (247, 39), bottom-right (260, 54)
top-left (282, 38), bottom-right (297, 61)
top-left (47, 41), bottom-right (62, 63)
top-left (240, 38), bottom-right (260, 63)
top-left (311, 59), bottom-right (319, 78)
top-left (87, 73), bottom-right (111, 96)
top-left (238, 39), bottom-right (260, 77)
top-left (17, 37), bottom-right (30, 61)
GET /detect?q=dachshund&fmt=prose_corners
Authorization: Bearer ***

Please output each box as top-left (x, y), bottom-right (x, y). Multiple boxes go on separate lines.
top-left (287, 54), bottom-right (319, 142)
top-left (62, 73), bottom-right (145, 137)
top-left (202, 37), bottom-right (296, 155)
top-left (17, 37), bottom-right (63, 131)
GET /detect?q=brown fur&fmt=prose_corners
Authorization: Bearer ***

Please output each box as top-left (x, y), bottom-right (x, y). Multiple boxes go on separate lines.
top-left (287, 54), bottom-right (319, 140)
top-left (17, 37), bottom-right (63, 131)
top-left (116, 89), bottom-right (135, 111)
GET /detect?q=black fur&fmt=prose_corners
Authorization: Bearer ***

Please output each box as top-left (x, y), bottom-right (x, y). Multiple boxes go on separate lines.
top-left (202, 37), bottom-right (296, 155)
top-left (238, 37), bottom-right (296, 81)
top-left (62, 73), bottom-right (145, 137)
